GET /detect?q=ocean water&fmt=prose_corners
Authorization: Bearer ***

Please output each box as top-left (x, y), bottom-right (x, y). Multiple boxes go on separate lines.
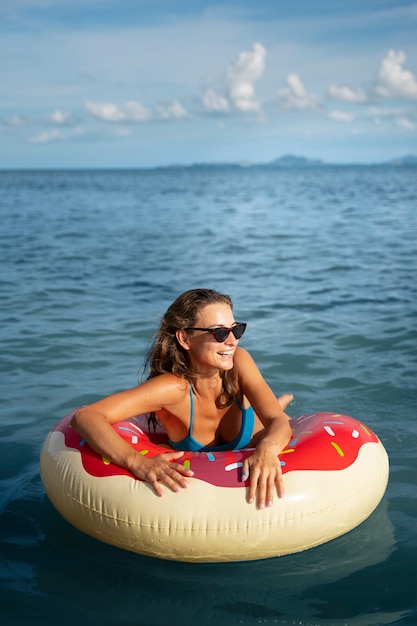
top-left (0, 165), bottom-right (416, 625)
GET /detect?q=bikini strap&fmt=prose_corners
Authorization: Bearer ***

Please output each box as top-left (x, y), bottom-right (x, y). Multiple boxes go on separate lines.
top-left (233, 395), bottom-right (244, 411)
top-left (189, 384), bottom-right (195, 434)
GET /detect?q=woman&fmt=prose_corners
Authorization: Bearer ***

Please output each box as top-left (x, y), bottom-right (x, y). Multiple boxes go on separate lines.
top-left (72, 289), bottom-right (293, 509)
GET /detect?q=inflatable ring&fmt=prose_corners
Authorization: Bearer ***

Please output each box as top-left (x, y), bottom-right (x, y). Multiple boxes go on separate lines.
top-left (40, 411), bottom-right (389, 562)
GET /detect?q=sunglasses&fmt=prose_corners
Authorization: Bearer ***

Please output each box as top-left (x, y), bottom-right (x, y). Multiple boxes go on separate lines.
top-left (185, 322), bottom-right (247, 343)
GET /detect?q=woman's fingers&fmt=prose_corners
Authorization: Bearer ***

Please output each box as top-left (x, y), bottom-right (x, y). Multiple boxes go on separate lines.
top-left (245, 456), bottom-right (285, 508)
top-left (133, 452), bottom-right (194, 496)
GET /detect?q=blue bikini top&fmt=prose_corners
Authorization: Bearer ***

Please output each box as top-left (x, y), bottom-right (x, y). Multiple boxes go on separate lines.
top-left (168, 385), bottom-right (254, 452)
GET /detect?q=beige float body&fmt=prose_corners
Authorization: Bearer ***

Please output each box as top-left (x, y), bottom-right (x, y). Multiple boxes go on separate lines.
top-left (40, 411), bottom-right (389, 562)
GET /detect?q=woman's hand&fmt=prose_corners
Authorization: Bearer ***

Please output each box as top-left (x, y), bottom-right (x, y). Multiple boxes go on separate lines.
top-left (126, 450), bottom-right (194, 497)
top-left (242, 441), bottom-right (284, 508)
top-left (71, 402), bottom-right (194, 498)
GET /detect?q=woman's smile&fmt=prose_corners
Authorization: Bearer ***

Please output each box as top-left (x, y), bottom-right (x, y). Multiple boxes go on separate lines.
top-left (217, 349), bottom-right (235, 358)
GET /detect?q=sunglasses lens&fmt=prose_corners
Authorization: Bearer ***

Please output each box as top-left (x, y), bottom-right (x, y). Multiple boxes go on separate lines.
top-left (232, 323), bottom-right (246, 339)
top-left (213, 324), bottom-right (246, 341)
top-left (213, 328), bottom-right (229, 342)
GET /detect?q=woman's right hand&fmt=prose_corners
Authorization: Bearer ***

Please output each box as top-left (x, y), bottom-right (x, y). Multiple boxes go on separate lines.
top-left (71, 403), bottom-right (194, 497)
top-left (126, 450), bottom-right (194, 497)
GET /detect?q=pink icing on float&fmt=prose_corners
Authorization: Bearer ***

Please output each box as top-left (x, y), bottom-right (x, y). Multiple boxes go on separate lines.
top-left (40, 411), bottom-right (389, 562)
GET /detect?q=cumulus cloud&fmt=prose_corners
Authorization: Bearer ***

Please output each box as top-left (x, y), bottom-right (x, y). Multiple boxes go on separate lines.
top-left (155, 101), bottom-right (188, 120)
top-left (84, 99), bottom-right (153, 122)
top-left (395, 117), bottom-right (416, 131)
top-left (328, 84), bottom-right (368, 103)
top-left (5, 114), bottom-right (31, 126)
top-left (30, 129), bottom-right (63, 143)
top-left (48, 109), bottom-right (74, 124)
top-left (329, 110), bottom-right (354, 123)
top-left (366, 105), bottom-right (417, 130)
top-left (226, 42), bottom-right (266, 112)
top-left (30, 126), bottom-right (84, 143)
top-left (3, 110), bottom-right (75, 130)
top-left (201, 88), bottom-right (230, 113)
top-left (6, 39), bottom-right (417, 154)
top-left (375, 50), bottom-right (417, 100)
top-left (84, 99), bottom-right (188, 123)
top-left (201, 43), bottom-right (266, 114)
top-left (276, 73), bottom-right (319, 110)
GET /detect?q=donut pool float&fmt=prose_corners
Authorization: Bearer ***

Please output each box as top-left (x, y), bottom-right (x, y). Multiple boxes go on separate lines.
top-left (40, 411), bottom-right (389, 562)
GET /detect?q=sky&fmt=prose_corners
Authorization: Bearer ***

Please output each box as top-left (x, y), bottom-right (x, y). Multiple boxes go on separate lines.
top-left (1, 0), bottom-right (417, 168)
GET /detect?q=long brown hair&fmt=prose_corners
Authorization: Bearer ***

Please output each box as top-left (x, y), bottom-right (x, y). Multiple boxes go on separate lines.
top-left (144, 288), bottom-right (239, 408)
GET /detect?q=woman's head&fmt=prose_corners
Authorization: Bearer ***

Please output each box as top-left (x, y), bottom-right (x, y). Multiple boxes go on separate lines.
top-left (145, 289), bottom-right (237, 400)
top-left (163, 288), bottom-right (233, 334)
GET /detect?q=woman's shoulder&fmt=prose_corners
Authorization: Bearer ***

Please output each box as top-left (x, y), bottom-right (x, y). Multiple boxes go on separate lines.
top-left (233, 346), bottom-right (255, 366)
top-left (134, 373), bottom-right (189, 413)
top-left (233, 347), bottom-right (262, 380)
top-left (144, 372), bottom-right (189, 393)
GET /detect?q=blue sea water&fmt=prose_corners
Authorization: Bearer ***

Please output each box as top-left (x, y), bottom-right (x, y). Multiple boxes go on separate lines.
top-left (0, 165), bottom-right (416, 625)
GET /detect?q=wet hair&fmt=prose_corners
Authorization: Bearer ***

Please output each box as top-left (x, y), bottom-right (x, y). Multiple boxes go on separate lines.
top-left (144, 289), bottom-right (238, 410)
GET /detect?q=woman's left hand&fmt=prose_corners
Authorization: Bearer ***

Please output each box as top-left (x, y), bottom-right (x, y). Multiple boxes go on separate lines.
top-left (242, 441), bottom-right (285, 508)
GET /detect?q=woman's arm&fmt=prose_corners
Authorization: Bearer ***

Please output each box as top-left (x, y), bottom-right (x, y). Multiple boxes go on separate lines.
top-left (71, 376), bottom-right (194, 496)
top-left (234, 348), bottom-right (293, 508)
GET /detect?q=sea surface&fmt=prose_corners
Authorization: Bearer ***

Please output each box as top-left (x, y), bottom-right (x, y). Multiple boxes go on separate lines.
top-left (0, 165), bottom-right (416, 626)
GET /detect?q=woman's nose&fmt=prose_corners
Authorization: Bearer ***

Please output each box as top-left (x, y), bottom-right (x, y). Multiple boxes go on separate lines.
top-left (224, 330), bottom-right (238, 344)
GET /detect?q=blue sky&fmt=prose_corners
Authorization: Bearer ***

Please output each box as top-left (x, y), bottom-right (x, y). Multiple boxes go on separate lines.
top-left (1, 0), bottom-right (416, 168)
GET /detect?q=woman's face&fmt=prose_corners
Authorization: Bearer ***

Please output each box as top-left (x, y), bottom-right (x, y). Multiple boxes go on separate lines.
top-left (181, 303), bottom-right (240, 375)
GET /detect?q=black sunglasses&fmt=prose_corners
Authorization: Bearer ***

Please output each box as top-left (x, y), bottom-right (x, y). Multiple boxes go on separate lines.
top-left (185, 322), bottom-right (247, 343)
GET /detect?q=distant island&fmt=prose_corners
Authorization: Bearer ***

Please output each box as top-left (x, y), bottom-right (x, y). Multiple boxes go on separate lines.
top-left (385, 155), bottom-right (417, 167)
top-left (269, 155), bottom-right (325, 168)
top-left (170, 154), bottom-right (417, 170)
top-left (269, 154), bottom-right (417, 168)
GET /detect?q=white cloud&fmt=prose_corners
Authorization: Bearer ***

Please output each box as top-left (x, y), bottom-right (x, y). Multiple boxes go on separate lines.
top-left (328, 84), bottom-right (368, 103)
top-left (155, 101), bottom-right (188, 120)
top-left (84, 100), bottom-right (126, 122)
top-left (29, 126), bottom-right (84, 143)
top-left (3, 110), bottom-right (76, 131)
top-left (84, 99), bottom-right (153, 122)
top-left (395, 117), bottom-right (416, 131)
top-left (84, 99), bottom-right (188, 123)
top-left (6, 114), bottom-right (31, 126)
top-left (329, 110), bottom-right (354, 123)
top-left (201, 88), bottom-right (230, 113)
top-left (276, 73), bottom-right (319, 110)
top-left (375, 50), bottom-right (417, 100)
top-left (364, 105), bottom-right (417, 131)
top-left (200, 42), bottom-right (266, 114)
top-left (225, 42), bottom-right (266, 112)
top-left (30, 129), bottom-right (62, 143)
top-left (48, 109), bottom-right (74, 124)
